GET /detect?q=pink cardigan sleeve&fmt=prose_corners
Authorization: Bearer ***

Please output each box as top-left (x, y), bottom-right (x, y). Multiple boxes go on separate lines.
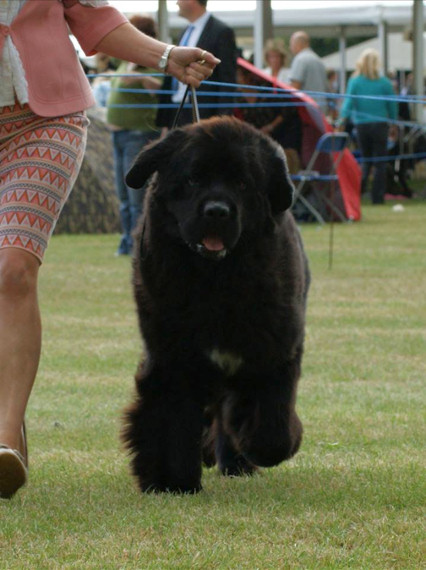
top-left (64, 3), bottom-right (128, 56)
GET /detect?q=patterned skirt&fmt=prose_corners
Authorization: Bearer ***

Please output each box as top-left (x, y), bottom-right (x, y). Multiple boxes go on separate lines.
top-left (0, 103), bottom-right (89, 263)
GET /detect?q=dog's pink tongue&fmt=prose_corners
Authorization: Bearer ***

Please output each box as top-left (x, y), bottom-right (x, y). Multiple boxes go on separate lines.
top-left (202, 236), bottom-right (224, 251)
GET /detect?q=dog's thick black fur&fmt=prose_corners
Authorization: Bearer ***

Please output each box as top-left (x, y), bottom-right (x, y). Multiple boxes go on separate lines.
top-left (123, 117), bottom-right (310, 494)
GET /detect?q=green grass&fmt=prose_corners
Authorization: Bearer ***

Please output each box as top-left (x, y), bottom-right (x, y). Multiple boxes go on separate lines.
top-left (1, 199), bottom-right (425, 569)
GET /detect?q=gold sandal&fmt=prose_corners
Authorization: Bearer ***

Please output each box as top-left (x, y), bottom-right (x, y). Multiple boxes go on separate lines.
top-left (0, 424), bottom-right (28, 499)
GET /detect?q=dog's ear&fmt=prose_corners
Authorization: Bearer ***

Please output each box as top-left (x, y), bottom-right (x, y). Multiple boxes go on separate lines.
top-left (126, 129), bottom-right (188, 189)
top-left (266, 142), bottom-right (295, 214)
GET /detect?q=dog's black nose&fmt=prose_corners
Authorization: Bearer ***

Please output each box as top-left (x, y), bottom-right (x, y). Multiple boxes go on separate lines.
top-left (203, 201), bottom-right (231, 220)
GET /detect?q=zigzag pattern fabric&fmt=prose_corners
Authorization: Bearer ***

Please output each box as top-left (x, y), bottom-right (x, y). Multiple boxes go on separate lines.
top-left (0, 103), bottom-right (88, 262)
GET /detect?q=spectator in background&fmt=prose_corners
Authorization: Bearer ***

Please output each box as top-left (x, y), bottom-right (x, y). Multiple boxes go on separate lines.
top-left (92, 52), bottom-right (116, 108)
top-left (386, 70), bottom-right (399, 94)
top-left (338, 48), bottom-right (397, 204)
top-left (326, 68), bottom-right (339, 121)
top-left (156, 0), bottom-right (237, 130)
top-left (399, 72), bottom-right (413, 122)
top-left (263, 38), bottom-right (288, 84)
top-left (94, 52), bottom-right (115, 76)
top-left (106, 15), bottom-right (161, 256)
top-left (236, 66), bottom-right (302, 174)
top-left (288, 31), bottom-right (328, 112)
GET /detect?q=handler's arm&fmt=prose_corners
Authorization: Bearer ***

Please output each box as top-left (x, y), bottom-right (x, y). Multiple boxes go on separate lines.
top-left (95, 23), bottom-right (219, 87)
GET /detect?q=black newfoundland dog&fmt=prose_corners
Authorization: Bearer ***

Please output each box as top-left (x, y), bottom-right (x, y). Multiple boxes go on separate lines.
top-left (123, 117), bottom-right (310, 493)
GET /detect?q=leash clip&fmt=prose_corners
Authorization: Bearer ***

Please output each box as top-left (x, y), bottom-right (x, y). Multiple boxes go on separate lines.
top-left (190, 86), bottom-right (200, 123)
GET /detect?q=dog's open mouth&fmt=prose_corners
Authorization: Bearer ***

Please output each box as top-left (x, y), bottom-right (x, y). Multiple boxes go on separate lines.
top-left (194, 235), bottom-right (228, 260)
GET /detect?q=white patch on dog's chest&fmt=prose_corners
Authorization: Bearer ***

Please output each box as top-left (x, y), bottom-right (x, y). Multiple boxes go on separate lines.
top-left (209, 348), bottom-right (243, 376)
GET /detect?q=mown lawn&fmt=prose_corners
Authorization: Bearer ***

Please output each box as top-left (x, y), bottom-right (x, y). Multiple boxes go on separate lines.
top-left (1, 199), bottom-right (425, 569)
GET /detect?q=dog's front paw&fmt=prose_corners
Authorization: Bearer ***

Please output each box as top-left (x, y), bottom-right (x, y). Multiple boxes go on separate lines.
top-left (138, 479), bottom-right (203, 495)
top-left (219, 454), bottom-right (257, 477)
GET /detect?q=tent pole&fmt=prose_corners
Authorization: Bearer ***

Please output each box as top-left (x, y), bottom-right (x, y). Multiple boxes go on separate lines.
top-left (378, 17), bottom-right (389, 76)
top-left (413, 0), bottom-right (425, 124)
top-left (339, 27), bottom-right (347, 94)
top-left (254, 0), bottom-right (273, 69)
top-left (158, 0), bottom-right (170, 44)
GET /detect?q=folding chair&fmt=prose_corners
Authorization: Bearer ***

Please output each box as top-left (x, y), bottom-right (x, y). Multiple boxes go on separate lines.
top-left (291, 132), bottom-right (349, 224)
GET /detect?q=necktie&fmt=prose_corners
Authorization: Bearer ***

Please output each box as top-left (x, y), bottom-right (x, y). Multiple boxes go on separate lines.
top-left (180, 25), bottom-right (195, 47)
top-left (172, 25), bottom-right (195, 91)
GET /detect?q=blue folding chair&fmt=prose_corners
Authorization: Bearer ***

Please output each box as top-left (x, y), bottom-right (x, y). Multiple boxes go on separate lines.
top-left (291, 132), bottom-right (349, 224)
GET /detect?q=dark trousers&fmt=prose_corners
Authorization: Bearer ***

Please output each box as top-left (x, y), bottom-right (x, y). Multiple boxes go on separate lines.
top-left (111, 129), bottom-right (159, 254)
top-left (356, 122), bottom-right (389, 204)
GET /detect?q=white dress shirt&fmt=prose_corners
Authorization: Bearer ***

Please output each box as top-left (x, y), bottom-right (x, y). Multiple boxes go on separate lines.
top-left (172, 11), bottom-right (211, 104)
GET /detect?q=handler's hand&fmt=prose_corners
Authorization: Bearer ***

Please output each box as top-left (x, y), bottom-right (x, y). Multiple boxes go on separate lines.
top-left (167, 47), bottom-right (220, 88)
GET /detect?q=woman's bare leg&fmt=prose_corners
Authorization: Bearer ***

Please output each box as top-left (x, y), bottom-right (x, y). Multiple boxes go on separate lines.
top-left (0, 248), bottom-right (41, 452)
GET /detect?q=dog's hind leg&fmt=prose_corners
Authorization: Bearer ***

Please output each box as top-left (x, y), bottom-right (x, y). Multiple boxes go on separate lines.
top-left (214, 414), bottom-right (257, 477)
top-left (201, 408), bottom-right (217, 468)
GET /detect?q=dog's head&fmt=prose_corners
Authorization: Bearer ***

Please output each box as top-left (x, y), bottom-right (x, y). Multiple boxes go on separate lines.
top-left (126, 117), bottom-right (295, 261)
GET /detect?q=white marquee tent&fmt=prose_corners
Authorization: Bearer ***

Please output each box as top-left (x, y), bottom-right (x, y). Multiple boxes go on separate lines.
top-left (94, 1), bottom-right (425, 120)
top-left (322, 32), bottom-right (426, 72)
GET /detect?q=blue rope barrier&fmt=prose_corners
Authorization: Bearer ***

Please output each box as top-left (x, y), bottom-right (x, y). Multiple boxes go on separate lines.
top-left (108, 88), bottom-right (297, 99)
top-left (358, 151), bottom-right (426, 163)
top-left (89, 73), bottom-right (426, 105)
top-left (108, 102), bottom-right (310, 109)
top-left (343, 110), bottom-right (426, 131)
top-left (89, 73), bottom-right (426, 166)
top-left (100, 87), bottom-right (426, 127)
top-left (201, 79), bottom-right (426, 104)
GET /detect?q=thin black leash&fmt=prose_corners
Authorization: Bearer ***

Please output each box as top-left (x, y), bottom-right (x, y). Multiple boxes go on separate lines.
top-left (139, 85), bottom-right (200, 261)
top-left (171, 85), bottom-right (201, 129)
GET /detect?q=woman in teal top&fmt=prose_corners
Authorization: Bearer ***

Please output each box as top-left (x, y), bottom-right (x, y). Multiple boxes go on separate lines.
top-left (339, 49), bottom-right (397, 204)
top-left (106, 15), bottom-right (161, 255)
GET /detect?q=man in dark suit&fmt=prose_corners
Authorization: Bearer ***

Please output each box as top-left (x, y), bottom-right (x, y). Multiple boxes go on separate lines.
top-left (156, 0), bottom-right (237, 129)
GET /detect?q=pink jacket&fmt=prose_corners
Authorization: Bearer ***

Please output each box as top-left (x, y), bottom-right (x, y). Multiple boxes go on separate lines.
top-left (0, 0), bottom-right (127, 117)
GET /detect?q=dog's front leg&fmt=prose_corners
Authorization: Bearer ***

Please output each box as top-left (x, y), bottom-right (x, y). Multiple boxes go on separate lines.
top-left (122, 362), bottom-right (204, 494)
top-left (222, 357), bottom-right (303, 469)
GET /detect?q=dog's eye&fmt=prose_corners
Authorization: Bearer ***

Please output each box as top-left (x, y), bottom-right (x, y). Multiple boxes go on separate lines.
top-left (239, 181), bottom-right (247, 190)
top-left (187, 177), bottom-right (197, 187)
